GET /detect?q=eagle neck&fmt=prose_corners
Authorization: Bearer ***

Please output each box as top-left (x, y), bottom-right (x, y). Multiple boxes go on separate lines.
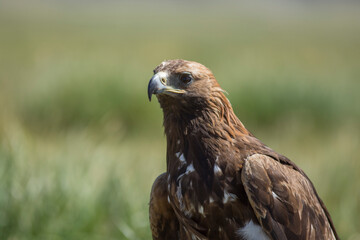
top-left (162, 94), bottom-right (250, 181)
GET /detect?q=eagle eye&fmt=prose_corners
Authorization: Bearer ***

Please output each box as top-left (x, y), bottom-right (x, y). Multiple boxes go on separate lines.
top-left (180, 73), bottom-right (193, 84)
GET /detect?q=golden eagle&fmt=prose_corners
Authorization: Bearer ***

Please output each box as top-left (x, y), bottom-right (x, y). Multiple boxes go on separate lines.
top-left (147, 59), bottom-right (338, 240)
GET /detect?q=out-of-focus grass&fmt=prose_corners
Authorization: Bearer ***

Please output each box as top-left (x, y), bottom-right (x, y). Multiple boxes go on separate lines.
top-left (0, 1), bottom-right (359, 239)
top-left (0, 116), bottom-right (164, 240)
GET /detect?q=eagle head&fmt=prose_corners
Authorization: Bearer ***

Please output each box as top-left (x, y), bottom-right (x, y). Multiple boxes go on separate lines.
top-left (148, 59), bottom-right (224, 111)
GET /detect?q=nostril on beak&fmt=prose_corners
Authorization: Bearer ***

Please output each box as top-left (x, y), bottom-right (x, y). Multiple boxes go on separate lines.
top-left (160, 78), bottom-right (166, 85)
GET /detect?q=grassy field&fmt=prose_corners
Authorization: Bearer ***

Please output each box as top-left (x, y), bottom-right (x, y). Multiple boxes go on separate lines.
top-left (0, 1), bottom-right (359, 239)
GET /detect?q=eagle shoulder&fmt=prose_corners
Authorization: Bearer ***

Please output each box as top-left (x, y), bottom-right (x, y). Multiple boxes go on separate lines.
top-left (149, 173), bottom-right (179, 240)
top-left (241, 154), bottom-right (337, 240)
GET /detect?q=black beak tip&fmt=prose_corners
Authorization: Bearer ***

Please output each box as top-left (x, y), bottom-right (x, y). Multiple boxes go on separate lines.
top-left (147, 78), bottom-right (153, 102)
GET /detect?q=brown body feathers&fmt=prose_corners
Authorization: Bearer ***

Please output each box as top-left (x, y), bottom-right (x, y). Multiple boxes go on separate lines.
top-left (147, 59), bottom-right (338, 240)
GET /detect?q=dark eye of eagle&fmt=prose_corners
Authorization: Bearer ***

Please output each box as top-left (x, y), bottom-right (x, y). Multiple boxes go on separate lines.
top-left (179, 72), bottom-right (193, 84)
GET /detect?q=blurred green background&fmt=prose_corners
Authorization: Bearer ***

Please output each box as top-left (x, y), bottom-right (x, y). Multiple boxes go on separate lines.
top-left (0, 0), bottom-right (359, 239)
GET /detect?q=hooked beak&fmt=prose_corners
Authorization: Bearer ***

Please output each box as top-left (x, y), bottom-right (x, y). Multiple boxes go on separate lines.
top-left (147, 72), bottom-right (185, 101)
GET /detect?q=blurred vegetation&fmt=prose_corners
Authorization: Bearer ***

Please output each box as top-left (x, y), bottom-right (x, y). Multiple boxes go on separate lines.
top-left (0, 1), bottom-right (359, 239)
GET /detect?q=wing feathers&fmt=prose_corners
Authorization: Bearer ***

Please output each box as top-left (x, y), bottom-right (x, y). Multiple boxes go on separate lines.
top-left (149, 173), bottom-right (179, 240)
top-left (242, 154), bottom-right (336, 240)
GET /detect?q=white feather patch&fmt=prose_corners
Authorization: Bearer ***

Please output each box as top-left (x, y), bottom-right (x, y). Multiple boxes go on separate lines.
top-left (198, 205), bottom-right (204, 215)
top-left (185, 163), bottom-right (195, 174)
top-left (237, 220), bottom-right (270, 240)
top-left (176, 163), bottom-right (195, 181)
top-left (175, 152), bottom-right (186, 164)
top-left (213, 163), bottom-right (222, 174)
top-left (272, 191), bottom-right (279, 199)
top-left (223, 190), bottom-right (238, 203)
